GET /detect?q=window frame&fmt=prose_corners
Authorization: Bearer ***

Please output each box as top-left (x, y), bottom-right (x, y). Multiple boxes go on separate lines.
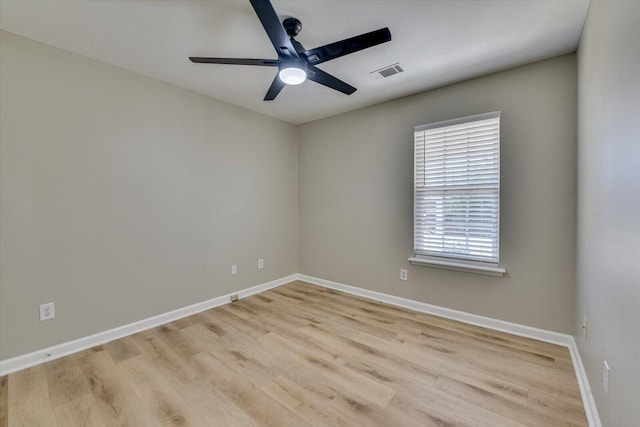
top-left (409, 111), bottom-right (505, 276)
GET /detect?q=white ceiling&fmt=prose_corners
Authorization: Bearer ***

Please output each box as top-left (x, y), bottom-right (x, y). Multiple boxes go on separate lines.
top-left (0, 0), bottom-right (589, 124)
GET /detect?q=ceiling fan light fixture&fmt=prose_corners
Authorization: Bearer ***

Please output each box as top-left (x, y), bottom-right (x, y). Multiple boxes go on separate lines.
top-left (188, 0), bottom-right (391, 100)
top-left (278, 66), bottom-right (307, 85)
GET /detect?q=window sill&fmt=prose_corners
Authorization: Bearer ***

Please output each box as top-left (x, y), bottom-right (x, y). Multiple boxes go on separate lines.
top-left (408, 257), bottom-right (506, 277)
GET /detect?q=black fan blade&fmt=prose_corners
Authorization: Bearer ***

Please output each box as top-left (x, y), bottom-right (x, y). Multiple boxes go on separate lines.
top-left (189, 57), bottom-right (279, 66)
top-left (249, 0), bottom-right (298, 58)
top-left (302, 27), bottom-right (391, 65)
top-left (307, 66), bottom-right (356, 95)
top-left (264, 74), bottom-right (286, 101)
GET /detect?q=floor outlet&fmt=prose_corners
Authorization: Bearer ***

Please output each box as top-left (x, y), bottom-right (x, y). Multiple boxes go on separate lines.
top-left (258, 258), bottom-right (264, 269)
top-left (603, 360), bottom-right (610, 394)
top-left (400, 269), bottom-right (408, 281)
top-left (231, 264), bottom-right (237, 275)
top-left (39, 302), bottom-right (55, 321)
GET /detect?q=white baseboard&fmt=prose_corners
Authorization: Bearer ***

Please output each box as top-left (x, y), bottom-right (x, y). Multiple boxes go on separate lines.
top-left (567, 339), bottom-right (602, 427)
top-left (296, 273), bottom-right (601, 427)
top-left (0, 274), bottom-right (296, 376)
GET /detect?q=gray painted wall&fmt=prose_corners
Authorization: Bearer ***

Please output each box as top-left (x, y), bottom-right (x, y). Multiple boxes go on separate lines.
top-left (0, 32), bottom-right (298, 359)
top-left (576, 1), bottom-right (640, 425)
top-left (299, 55), bottom-right (577, 333)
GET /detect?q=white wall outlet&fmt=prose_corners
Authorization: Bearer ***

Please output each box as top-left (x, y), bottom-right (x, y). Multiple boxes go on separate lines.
top-left (39, 302), bottom-right (55, 321)
top-left (582, 318), bottom-right (588, 338)
top-left (603, 360), bottom-right (610, 394)
top-left (400, 268), bottom-right (408, 281)
top-left (231, 264), bottom-right (237, 275)
top-left (258, 258), bottom-right (264, 269)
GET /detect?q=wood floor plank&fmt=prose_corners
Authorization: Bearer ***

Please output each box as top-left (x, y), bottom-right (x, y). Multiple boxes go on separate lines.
top-left (260, 374), bottom-right (356, 427)
top-left (386, 389), bottom-right (478, 427)
top-left (262, 331), bottom-right (398, 408)
top-left (393, 385), bottom-right (527, 427)
top-left (7, 365), bottom-right (56, 427)
top-left (117, 355), bottom-right (209, 426)
top-left (0, 376), bottom-right (7, 427)
top-left (170, 315), bottom-right (198, 330)
top-left (176, 379), bottom-right (259, 427)
top-left (4, 280), bottom-right (588, 426)
top-left (435, 373), bottom-right (583, 427)
top-left (153, 323), bottom-right (204, 359)
top-left (356, 329), bottom-right (580, 402)
top-left (69, 348), bottom-right (155, 426)
top-left (273, 286), bottom-right (400, 339)
top-left (104, 336), bottom-right (141, 364)
top-left (294, 283), bottom-right (572, 362)
top-left (44, 356), bottom-right (91, 408)
top-left (212, 305), bottom-right (271, 338)
top-left (299, 287), bottom-right (565, 371)
top-left (299, 322), bottom-right (442, 387)
top-left (400, 330), bottom-right (580, 392)
top-left (193, 351), bottom-right (308, 427)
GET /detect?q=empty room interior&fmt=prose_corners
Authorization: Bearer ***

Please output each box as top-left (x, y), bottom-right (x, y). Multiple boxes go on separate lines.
top-left (0, 0), bottom-right (638, 426)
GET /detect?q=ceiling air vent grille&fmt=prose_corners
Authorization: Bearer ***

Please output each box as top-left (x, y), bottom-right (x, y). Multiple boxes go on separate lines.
top-left (370, 63), bottom-right (404, 80)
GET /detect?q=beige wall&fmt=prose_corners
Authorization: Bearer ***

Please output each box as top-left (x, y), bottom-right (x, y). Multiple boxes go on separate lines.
top-left (0, 31), bottom-right (298, 360)
top-left (299, 55), bottom-right (577, 333)
top-left (576, 1), bottom-right (640, 425)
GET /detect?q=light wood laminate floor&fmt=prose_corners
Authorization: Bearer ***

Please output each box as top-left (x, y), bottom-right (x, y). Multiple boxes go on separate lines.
top-left (0, 281), bottom-right (587, 426)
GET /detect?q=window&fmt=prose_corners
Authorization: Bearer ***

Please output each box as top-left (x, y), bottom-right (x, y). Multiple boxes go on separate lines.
top-left (410, 112), bottom-right (504, 274)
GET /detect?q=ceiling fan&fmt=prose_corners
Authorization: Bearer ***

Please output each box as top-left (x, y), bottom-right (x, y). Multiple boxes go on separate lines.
top-left (189, 0), bottom-right (392, 101)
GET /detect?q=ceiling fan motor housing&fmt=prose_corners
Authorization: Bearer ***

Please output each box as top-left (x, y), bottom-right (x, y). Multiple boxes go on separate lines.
top-left (283, 17), bottom-right (302, 37)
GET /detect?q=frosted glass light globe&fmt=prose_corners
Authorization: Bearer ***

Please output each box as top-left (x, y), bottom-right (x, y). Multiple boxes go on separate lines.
top-left (278, 67), bottom-right (307, 85)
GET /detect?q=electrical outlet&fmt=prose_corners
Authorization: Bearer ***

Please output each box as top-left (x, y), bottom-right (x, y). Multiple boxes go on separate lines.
top-left (258, 258), bottom-right (264, 269)
top-left (231, 264), bottom-right (237, 275)
top-left (39, 302), bottom-right (55, 321)
top-left (230, 294), bottom-right (239, 302)
top-left (582, 318), bottom-right (588, 338)
top-left (603, 361), bottom-right (610, 394)
top-left (400, 268), bottom-right (408, 281)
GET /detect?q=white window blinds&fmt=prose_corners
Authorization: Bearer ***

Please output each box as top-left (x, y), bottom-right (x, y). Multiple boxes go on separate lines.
top-left (414, 112), bottom-right (501, 265)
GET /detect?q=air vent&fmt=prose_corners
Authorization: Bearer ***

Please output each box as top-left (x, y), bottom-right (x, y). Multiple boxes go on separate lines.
top-left (370, 63), bottom-right (404, 80)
